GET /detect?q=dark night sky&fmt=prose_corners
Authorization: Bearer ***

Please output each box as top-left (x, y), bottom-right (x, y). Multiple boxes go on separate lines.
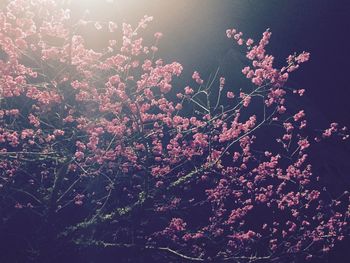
top-left (80, 0), bottom-right (350, 127)
top-left (79, 0), bottom-right (350, 182)
top-left (68, 0), bottom-right (350, 204)
top-left (2, 1), bottom-right (348, 162)
top-left (2, 0), bottom-right (350, 261)
top-left (79, 1), bottom-right (350, 260)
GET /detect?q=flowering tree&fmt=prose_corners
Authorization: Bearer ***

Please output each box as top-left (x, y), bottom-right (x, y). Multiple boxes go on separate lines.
top-left (0, 0), bottom-right (349, 262)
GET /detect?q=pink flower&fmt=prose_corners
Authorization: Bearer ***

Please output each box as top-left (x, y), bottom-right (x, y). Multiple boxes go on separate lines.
top-left (15, 203), bottom-right (23, 209)
top-left (227, 91), bottom-right (235, 98)
top-left (108, 21), bottom-right (117, 32)
top-left (184, 86), bottom-right (194, 95)
top-left (53, 129), bottom-right (65, 136)
top-left (243, 95), bottom-right (251, 107)
top-left (192, 71), bottom-right (203, 84)
top-left (252, 77), bottom-right (263, 86)
top-left (246, 38), bottom-right (254, 46)
top-left (293, 110), bottom-right (305, 121)
top-left (28, 114), bottom-right (40, 127)
top-left (295, 51), bottom-right (310, 63)
top-left (74, 194), bottom-right (85, 206)
top-left (175, 103), bottom-right (182, 110)
top-left (169, 218), bottom-right (186, 231)
top-left (74, 151), bottom-right (85, 161)
top-left (298, 138), bottom-right (310, 150)
top-left (154, 32), bottom-right (163, 39)
top-left (298, 89), bottom-right (305, 96)
top-left (94, 22), bottom-right (102, 30)
top-left (242, 66), bottom-right (250, 75)
top-left (226, 28), bottom-right (236, 38)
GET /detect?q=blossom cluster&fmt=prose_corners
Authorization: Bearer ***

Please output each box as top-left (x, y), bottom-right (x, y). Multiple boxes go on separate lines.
top-left (0, 1), bottom-right (348, 262)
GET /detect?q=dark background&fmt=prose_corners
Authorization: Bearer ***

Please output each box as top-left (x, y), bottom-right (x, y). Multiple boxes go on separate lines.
top-left (85, 0), bottom-right (350, 196)
top-left (81, 1), bottom-right (350, 262)
top-left (80, 0), bottom-right (350, 125)
top-left (2, 0), bottom-right (350, 262)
